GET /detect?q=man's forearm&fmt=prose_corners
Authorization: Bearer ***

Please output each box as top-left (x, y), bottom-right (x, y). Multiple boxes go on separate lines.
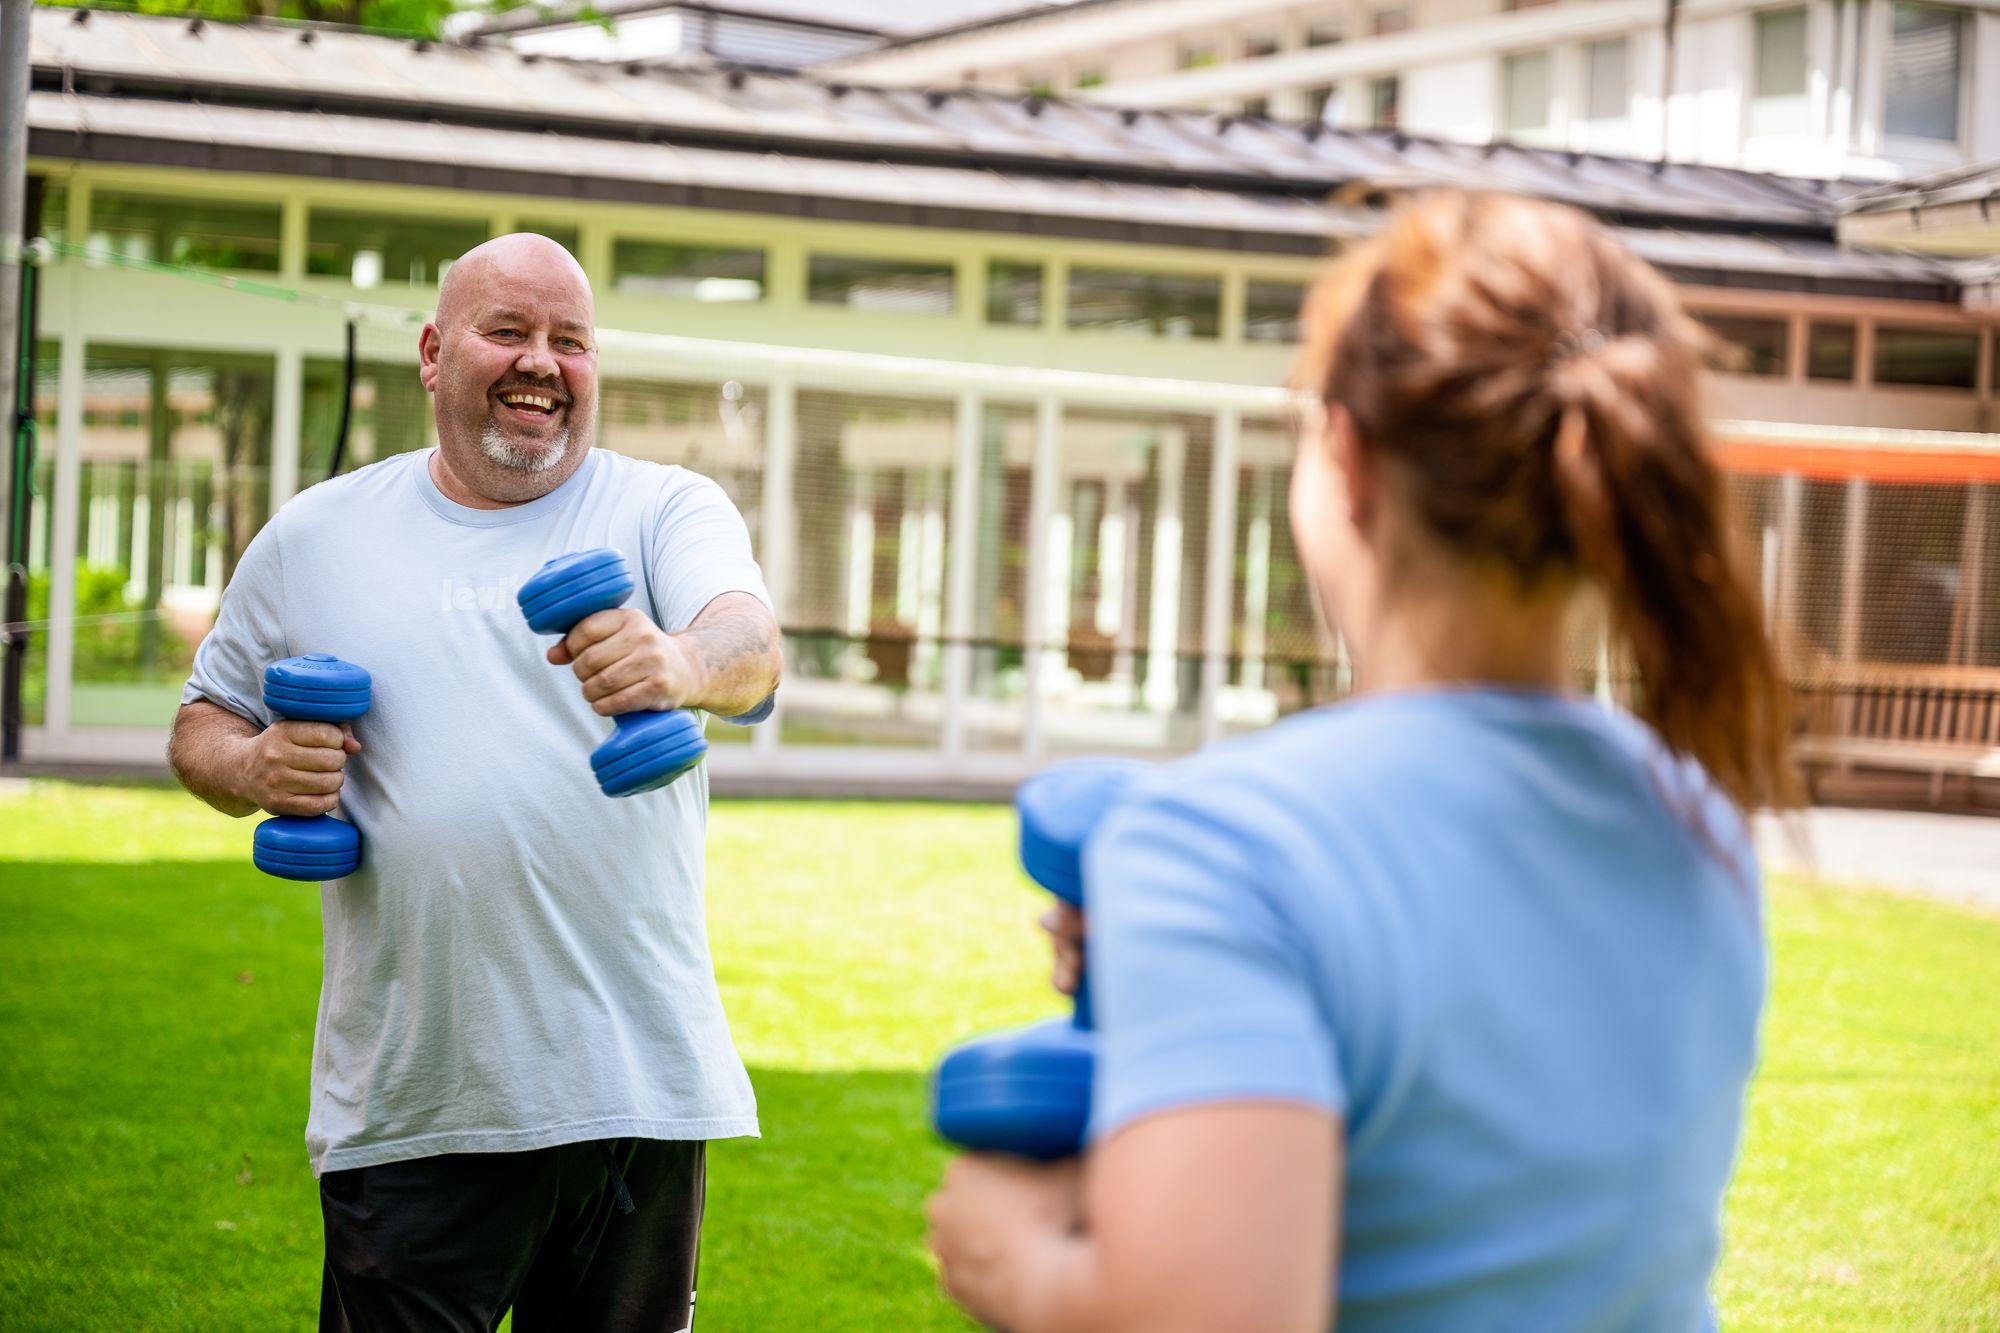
top-left (168, 701), bottom-right (260, 818)
top-left (673, 592), bottom-right (783, 719)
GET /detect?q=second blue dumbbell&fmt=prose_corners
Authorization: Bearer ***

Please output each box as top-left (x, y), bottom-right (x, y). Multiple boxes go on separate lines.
top-left (929, 757), bottom-right (1147, 1161)
top-left (252, 653), bottom-right (371, 881)
top-left (518, 548), bottom-right (708, 798)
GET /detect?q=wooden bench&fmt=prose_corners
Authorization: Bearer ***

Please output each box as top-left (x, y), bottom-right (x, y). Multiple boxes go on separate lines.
top-left (1794, 666), bottom-right (2000, 799)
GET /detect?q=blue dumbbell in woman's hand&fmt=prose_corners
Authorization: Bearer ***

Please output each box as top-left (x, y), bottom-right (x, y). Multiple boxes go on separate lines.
top-left (929, 757), bottom-right (1148, 1160)
top-left (518, 548), bottom-right (708, 798)
top-left (252, 654), bottom-right (371, 880)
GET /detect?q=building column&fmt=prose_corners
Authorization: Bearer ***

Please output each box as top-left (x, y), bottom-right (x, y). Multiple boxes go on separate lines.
top-left (1199, 408), bottom-right (1240, 745)
top-left (1022, 397), bottom-right (1061, 758)
top-left (754, 375), bottom-right (795, 755)
top-left (1142, 426), bottom-right (1186, 714)
top-left (848, 469), bottom-right (876, 647)
top-left (44, 320), bottom-right (85, 740)
top-left (942, 389), bottom-right (982, 758)
top-left (1241, 468), bottom-right (1273, 695)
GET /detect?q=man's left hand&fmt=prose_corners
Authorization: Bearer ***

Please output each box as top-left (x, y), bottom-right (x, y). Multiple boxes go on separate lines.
top-left (927, 1153), bottom-right (1082, 1328)
top-left (549, 609), bottom-right (705, 716)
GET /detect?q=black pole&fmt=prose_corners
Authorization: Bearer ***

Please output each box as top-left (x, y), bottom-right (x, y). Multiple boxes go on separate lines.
top-left (2, 175), bottom-right (41, 764)
top-left (326, 317), bottom-right (357, 482)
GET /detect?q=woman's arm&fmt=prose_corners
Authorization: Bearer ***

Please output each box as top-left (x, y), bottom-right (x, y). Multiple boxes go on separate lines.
top-left (928, 1101), bottom-right (1339, 1333)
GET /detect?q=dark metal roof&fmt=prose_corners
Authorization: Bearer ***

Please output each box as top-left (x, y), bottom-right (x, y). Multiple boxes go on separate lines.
top-left (1841, 158), bottom-right (2000, 217)
top-left (22, 9), bottom-right (1960, 302)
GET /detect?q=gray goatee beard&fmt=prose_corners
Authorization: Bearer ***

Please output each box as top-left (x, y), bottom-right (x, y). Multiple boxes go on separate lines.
top-left (480, 419), bottom-right (570, 474)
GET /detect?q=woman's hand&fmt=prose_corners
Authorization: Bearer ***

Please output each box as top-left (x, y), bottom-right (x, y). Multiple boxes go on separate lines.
top-left (926, 1154), bottom-right (1081, 1329)
top-left (1039, 903), bottom-right (1085, 997)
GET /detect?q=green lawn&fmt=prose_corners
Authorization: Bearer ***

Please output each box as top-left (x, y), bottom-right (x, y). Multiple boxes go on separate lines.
top-left (0, 781), bottom-right (1994, 1330)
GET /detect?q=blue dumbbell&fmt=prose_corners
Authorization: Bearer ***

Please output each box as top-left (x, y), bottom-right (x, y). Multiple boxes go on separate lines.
top-left (929, 757), bottom-right (1147, 1160)
top-left (251, 653), bottom-right (371, 880)
top-left (518, 548), bottom-right (708, 798)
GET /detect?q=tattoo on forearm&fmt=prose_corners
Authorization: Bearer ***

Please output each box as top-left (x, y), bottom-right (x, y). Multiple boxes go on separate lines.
top-left (679, 595), bottom-right (781, 713)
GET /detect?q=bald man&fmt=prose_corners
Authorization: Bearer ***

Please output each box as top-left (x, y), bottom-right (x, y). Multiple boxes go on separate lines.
top-left (169, 234), bottom-right (783, 1332)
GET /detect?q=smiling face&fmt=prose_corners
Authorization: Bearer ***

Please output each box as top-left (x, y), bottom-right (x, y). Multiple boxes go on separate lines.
top-left (419, 234), bottom-right (599, 504)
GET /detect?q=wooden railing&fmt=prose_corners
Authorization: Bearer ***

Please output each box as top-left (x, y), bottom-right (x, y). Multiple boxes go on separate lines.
top-left (1794, 665), bottom-right (2000, 780)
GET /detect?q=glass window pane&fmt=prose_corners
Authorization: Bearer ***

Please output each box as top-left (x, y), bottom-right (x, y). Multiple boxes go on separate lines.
top-left (1886, 2), bottom-right (1963, 141)
top-left (1370, 76), bottom-right (1401, 129)
top-left (808, 255), bottom-right (956, 315)
top-left (1807, 322), bottom-right (1856, 381)
top-left (785, 392), bottom-right (957, 746)
top-left (1372, 7), bottom-right (1410, 36)
top-left (1307, 85), bottom-right (1341, 124)
top-left (1502, 50), bottom-right (1553, 134)
top-left (1243, 33), bottom-right (1282, 59)
top-left (1874, 326), bottom-right (1979, 389)
top-left (1305, 22), bottom-right (1343, 46)
top-left (61, 347), bottom-right (275, 729)
top-left (1585, 38), bottom-right (1630, 122)
top-left (1244, 280), bottom-right (1307, 344)
top-left (1066, 268), bottom-right (1221, 339)
top-left (1860, 483), bottom-right (1968, 664)
top-left (1697, 313), bottom-right (1789, 376)
top-left (986, 260), bottom-right (1044, 326)
top-left (87, 192), bottom-right (282, 272)
top-left (1754, 8), bottom-right (1809, 97)
top-left (614, 241), bottom-right (765, 302)
top-left (31, 175), bottom-right (68, 247)
top-left (306, 210), bottom-right (485, 287)
top-left (302, 357), bottom-right (434, 482)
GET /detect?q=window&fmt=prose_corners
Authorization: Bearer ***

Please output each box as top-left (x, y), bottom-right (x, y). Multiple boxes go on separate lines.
top-left (1372, 7), bottom-right (1410, 35)
top-left (1750, 8), bottom-right (1810, 136)
top-left (1504, 0), bottom-right (1559, 8)
top-left (986, 260), bottom-right (1044, 326)
top-left (1244, 281), bottom-right (1308, 344)
top-left (613, 242), bottom-right (764, 302)
top-left (87, 192), bottom-right (282, 272)
top-left (1243, 33), bottom-right (1282, 59)
top-left (1583, 37), bottom-right (1630, 123)
top-left (1307, 85), bottom-right (1341, 124)
top-left (1874, 326), bottom-right (1979, 389)
top-left (1807, 322), bottom-right (1856, 381)
top-left (809, 255), bottom-right (956, 315)
top-left (1243, 96), bottom-right (1272, 118)
top-left (1076, 68), bottom-right (1106, 89)
top-left (1885, 3), bottom-right (1964, 141)
top-left (1369, 76), bottom-right (1401, 129)
top-left (518, 221), bottom-right (580, 255)
top-left (1502, 50), bottom-right (1554, 136)
top-left (306, 210), bottom-right (484, 287)
top-left (1697, 313), bottom-right (1789, 376)
top-left (1305, 21), bottom-right (1343, 46)
top-left (1177, 43), bottom-right (1219, 70)
top-left (1067, 268), bottom-right (1221, 339)
top-left (1024, 73), bottom-right (1056, 97)
top-left (31, 175), bottom-right (67, 247)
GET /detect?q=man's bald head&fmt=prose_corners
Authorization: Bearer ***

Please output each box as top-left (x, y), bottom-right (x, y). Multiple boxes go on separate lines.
top-left (419, 231), bottom-right (600, 505)
top-left (435, 233), bottom-right (594, 333)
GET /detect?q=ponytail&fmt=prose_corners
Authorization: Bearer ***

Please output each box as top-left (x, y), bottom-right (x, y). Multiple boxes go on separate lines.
top-left (1295, 191), bottom-right (1798, 811)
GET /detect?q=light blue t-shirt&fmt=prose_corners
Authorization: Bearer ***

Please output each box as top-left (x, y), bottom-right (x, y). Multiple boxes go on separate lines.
top-left (185, 448), bottom-right (771, 1174)
top-left (1084, 690), bottom-right (1764, 1331)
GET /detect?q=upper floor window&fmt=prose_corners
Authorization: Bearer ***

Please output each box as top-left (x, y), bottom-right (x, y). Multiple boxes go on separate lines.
top-left (1885, 3), bottom-right (1964, 142)
top-left (1807, 322), bottom-right (1857, 381)
top-left (1697, 312), bottom-right (1789, 376)
top-left (1582, 37), bottom-right (1631, 125)
top-left (1308, 84), bottom-right (1342, 125)
top-left (1501, 50), bottom-right (1554, 138)
top-left (1750, 7), bottom-right (1810, 136)
top-left (1067, 268), bottom-right (1221, 339)
top-left (307, 210), bottom-right (483, 287)
top-left (986, 260), bottom-right (1044, 326)
top-left (613, 241), bottom-right (764, 302)
top-left (1874, 326), bottom-right (1979, 389)
top-left (1177, 43), bottom-right (1220, 70)
top-left (519, 220), bottom-right (580, 255)
top-left (1370, 75), bottom-right (1402, 129)
top-left (1076, 68), bottom-right (1106, 89)
top-left (809, 255), bottom-right (956, 315)
top-left (1243, 96), bottom-right (1272, 118)
top-left (1372, 7), bottom-right (1411, 36)
top-left (88, 192), bottom-right (282, 272)
top-left (1305, 21), bottom-right (1344, 46)
top-left (1243, 33), bottom-right (1283, 59)
top-left (1244, 280), bottom-right (1308, 344)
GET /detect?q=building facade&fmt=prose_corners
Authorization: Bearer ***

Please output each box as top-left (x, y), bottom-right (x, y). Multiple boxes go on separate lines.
top-left (10, 8), bottom-right (1998, 791)
top-left (831, 0), bottom-right (2000, 182)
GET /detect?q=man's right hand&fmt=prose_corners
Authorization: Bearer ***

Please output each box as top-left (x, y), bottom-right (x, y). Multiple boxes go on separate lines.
top-left (237, 720), bottom-right (361, 816)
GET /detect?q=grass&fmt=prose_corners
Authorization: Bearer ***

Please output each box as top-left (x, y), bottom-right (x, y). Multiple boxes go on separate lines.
top-left (0, 781), bottom-right (1995, 1330)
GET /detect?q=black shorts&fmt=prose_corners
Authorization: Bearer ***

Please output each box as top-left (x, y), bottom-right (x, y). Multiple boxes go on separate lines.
top-left (319, 1138), bottom-right (705, 1333)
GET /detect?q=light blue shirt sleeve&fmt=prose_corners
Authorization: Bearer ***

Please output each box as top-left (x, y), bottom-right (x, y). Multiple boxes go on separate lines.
top-left (645, 470), bottom-right (776, 725)
top-left (181, 517), bottom-right (288, 727)
top-left (1084, 786), bottom-right (1345, 1142)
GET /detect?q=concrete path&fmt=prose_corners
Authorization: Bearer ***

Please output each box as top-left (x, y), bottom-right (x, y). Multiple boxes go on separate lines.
top-left (1756, 808), bottom-right (2000, 913)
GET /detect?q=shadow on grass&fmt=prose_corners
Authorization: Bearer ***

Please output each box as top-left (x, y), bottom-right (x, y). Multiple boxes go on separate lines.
top-left (0, 859), bottom-right (971, 1332)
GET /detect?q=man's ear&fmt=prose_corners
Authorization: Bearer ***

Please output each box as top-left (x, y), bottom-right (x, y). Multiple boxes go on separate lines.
top-left (1327, 404), bottom-right (1377, 534)
top-left (418, 323), bottom-right (442, 393)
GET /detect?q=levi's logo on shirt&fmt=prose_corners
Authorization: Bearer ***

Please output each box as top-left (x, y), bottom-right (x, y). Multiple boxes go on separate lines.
top-left (439, 575), bottom-right (526, 614)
